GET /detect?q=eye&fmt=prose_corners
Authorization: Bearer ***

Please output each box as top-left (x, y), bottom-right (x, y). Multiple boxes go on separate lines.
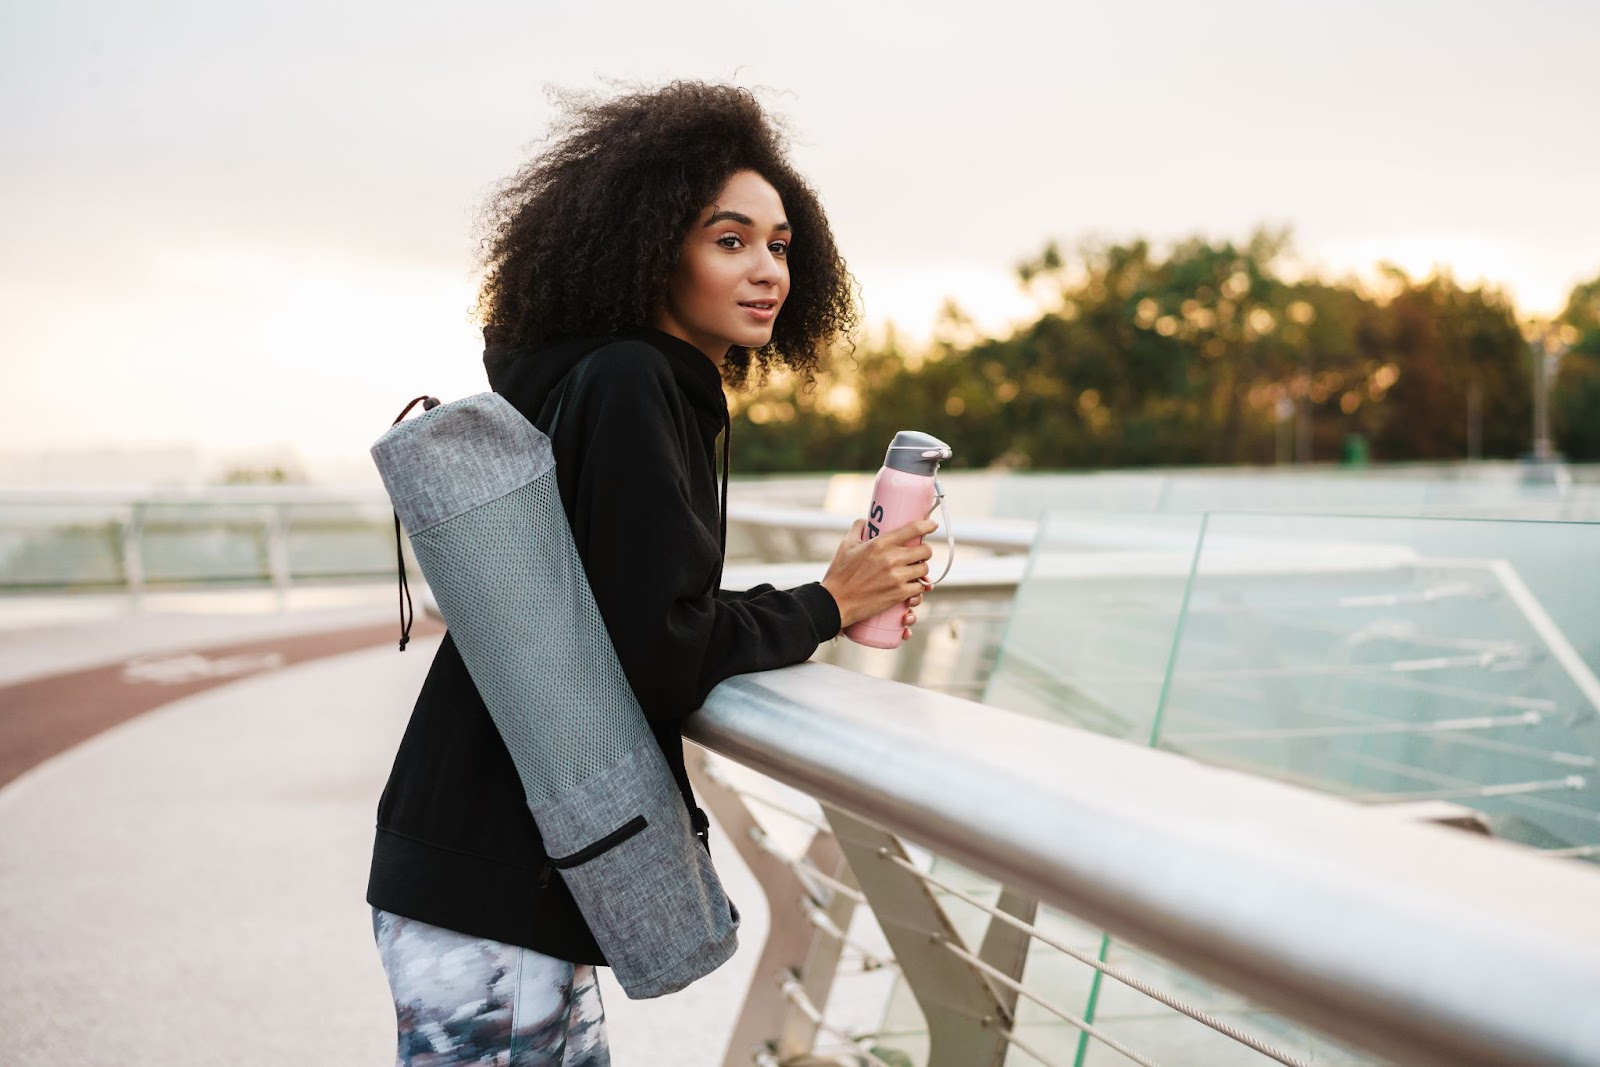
top-left (716, 234), bottom-right (744, 250)
top-left (769, 240), bottom-right (789, 256)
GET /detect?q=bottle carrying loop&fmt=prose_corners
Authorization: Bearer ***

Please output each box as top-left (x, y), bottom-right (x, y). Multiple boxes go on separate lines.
top-left (923, 477), bottom-right (955, 587)
top-left (885, 443), bottom-right (955, 589)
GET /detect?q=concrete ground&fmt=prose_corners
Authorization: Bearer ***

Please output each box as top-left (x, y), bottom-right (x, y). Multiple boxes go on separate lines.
top-left (0, 604), bottom-right (771, 1065)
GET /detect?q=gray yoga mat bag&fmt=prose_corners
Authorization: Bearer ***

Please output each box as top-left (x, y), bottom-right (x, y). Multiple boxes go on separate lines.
top-left (371, 373), bottom-right (739, 1000)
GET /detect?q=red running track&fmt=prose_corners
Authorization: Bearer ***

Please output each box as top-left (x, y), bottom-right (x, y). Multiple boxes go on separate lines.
top-left (0, 615), bottom-right (445, 789)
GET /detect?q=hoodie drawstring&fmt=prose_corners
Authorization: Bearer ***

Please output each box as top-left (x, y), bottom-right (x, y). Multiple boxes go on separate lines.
top-left (718, 408), bottom-right (730, 562)
top-left (390, 394), bottom-right (440, 650)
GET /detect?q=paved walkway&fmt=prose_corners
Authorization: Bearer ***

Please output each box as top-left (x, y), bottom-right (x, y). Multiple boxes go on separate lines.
top-left (0, 611), bottom-right (444, 788)
top-left (0, 606), bottom-right (768, 1065)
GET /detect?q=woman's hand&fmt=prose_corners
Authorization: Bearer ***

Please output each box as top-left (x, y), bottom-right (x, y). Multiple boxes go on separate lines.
top-left (820, 518), bottom-right (938, 637)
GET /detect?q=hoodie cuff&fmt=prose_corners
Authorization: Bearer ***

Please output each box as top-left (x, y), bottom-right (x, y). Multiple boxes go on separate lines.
top-left (790, 582), bottom-right (842, 643)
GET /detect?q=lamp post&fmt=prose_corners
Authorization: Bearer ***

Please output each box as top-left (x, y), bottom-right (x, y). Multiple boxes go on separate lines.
top-left (1521, 319), bottom-right (1574, 487)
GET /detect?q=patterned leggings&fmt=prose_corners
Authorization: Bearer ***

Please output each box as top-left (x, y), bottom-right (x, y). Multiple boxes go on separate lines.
top-left (372, 907), bottom-right (610, 1066)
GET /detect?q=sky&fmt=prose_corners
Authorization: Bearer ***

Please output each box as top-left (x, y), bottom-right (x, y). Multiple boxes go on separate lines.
top-left (1, 0), bottom-right (1596, 483)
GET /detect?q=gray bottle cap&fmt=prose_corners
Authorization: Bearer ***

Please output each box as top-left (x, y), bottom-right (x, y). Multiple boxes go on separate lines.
top-left (883, 430), bottom-right (953, 475)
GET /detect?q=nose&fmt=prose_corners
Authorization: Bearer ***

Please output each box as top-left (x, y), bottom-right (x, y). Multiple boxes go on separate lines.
top-left (750, 245), bottom-right (785, 287)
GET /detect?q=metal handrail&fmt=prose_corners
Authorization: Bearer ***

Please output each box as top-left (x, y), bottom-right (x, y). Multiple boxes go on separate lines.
top-left (685, 662), bottom-right (1600, 1067)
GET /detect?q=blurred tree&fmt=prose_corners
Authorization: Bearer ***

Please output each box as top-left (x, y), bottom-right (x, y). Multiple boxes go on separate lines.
top-left (1000, 227), bottom-right (1331, 465)
top-left (1283, 280), bottom-right (1386, 461)
top-left (724, 231), bottom-right (1587, 473)
top-left (1553, 273), bottom-right (1600, 459)
top-left (221, 465), bottom-right (294, 484)
top-left (1369, 268), bottom-right (1529, 460)
top-left (1369, 270), bottom-right (1531, 460)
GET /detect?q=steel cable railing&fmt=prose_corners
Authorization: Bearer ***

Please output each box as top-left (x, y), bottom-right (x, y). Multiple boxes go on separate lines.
top-left (935, 935), bottom-right (1157, 1067)
top-left (688, 662), bottom-right (1600, 1067)
top-left (882, 852), bottom-right (1314, 1067)
top-left (776, 975), bottom-right (899, 1067)
top-left (713, 768), bottom-right (1331, 1066)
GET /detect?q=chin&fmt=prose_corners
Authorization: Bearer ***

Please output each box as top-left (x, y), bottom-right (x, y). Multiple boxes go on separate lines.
top-left (736, 326), bottom-right (776, 349)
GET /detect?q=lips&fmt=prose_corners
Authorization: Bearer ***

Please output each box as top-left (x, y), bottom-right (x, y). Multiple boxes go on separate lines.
top-left (739, 301), bottom-right (777, 310)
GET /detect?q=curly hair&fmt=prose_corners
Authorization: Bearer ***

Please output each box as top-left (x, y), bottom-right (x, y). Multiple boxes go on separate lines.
top-left (474, 80), bottom-right (859, 390)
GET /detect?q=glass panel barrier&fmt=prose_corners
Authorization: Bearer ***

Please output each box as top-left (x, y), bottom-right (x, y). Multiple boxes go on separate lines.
top-left (282, 500), bottom-right (398, 580)
top-left (954, 508), bottom-right (1600, 1067)
top-left (983, 511), bottom-right (1207, 743)
top-left (0, 497), bottom-right (402, 592)
top-left (137, 502), bottom-right (272, 583)
top-left (0, 502), bottom-right (127, 589)
top-left (1157, 512), bottom-right (1600, 856)
top-left (991, 508), bottom-right (1600, 852)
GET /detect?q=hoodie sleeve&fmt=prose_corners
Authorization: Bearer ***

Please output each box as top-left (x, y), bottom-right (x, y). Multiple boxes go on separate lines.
top-left (553, 344), bottom-right (841, 726)
top-left (716, 583), bottom-right (775, 603)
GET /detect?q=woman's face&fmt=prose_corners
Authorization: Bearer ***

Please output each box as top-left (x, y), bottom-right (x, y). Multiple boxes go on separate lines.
top-left (654, 168), bottom-right (790, 365)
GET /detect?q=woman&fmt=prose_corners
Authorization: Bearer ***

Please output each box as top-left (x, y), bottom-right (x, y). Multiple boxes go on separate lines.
top-left (367, 80), bottom-right (936, 1065)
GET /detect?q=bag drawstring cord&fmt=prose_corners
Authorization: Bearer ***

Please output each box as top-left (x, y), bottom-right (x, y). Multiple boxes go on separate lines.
top-left (389, 395), bottom-right (440, 650)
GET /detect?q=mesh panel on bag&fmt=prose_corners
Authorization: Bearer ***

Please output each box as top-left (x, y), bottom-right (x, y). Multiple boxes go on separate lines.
top-left (410, 470), bottom-right (653, 805)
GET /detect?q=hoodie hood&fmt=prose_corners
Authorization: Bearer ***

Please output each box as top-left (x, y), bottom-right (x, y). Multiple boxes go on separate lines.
top-left (482, 324), bottom-right (734, 576)
top-left (484, 325), bottom-right (728, 432)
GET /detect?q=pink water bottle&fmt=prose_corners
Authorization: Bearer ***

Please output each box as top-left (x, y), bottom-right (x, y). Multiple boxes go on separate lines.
top-left (843, 430), bottom-right (955, 648)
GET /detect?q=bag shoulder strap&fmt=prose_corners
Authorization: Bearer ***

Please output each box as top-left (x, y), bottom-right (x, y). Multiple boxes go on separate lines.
top-left (542, 347), bottom-right (602, 440)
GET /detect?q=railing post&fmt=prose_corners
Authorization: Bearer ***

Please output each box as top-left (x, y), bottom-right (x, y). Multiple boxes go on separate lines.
top-left (688, 752), bottom-right (856, 1066)
top-left (822, 804), bottom-right (1011, 1067)
top-left (974, 886), bottom-right (1036, 1021)
top-left (777, 863), bottom-right (857, 1059)
top-left (747, 524), bottom-right (800, 564)
top-left (265, 503), bottom-right (291, 610)
top-left (893, 614), bottom-right (932, 686)
top-left (122, 502), bottom-right (146, 610)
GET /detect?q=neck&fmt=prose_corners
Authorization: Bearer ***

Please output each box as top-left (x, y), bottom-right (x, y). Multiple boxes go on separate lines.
top-left (648, 313), bottom-right (727, 367)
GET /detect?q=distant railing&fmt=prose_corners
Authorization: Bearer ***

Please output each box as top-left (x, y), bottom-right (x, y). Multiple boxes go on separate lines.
top-left (719, 557), bottom-right (1024, 700)
top-left (686, 663), bottom-right (1600, 1067)
top-left (0, 488), bottom-right (399, 602)
top-left (9, 470), bottom-right (1594, 600)
top-left (0, 487), bottom-right (1035, 608)
top-left (724, 502), bottom-right (1037, 563)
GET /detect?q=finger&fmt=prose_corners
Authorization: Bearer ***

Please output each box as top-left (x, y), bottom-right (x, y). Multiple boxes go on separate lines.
top-left (887, 541), bottom-right (935, 565)
top-left (883, 518), bottom-right (939, 544)
top-left (894, 566), bottom-right (929, 590)
top-left (908, 594), bottom-right (922, 607)
top-left (917, 576), bottom-right (933, 591)
top-left (903, 609), bottom-right (916, 625)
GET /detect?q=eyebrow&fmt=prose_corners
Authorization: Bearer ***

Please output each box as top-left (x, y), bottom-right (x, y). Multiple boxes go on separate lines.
top-left (704, 209), bottom-right (791, 233)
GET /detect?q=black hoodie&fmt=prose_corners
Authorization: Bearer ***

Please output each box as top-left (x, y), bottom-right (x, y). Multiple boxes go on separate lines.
top-left (366, 324), bottom-right (841, 964)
